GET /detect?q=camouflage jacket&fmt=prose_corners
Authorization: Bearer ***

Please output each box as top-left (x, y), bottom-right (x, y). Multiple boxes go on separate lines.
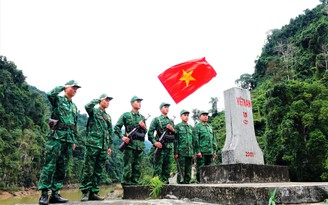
top-left (85, 99), bottom-right (113, 150)
top-left (193, 122), bottom-right (217, 155)
top-left (114, 111), bottom-right (146, 151)
top-left (148, 115), bottom-right (175, 149)
top-left (174, 122), bottom-right (194, 157)
top-left (48, 86), bottom-right (78, 143)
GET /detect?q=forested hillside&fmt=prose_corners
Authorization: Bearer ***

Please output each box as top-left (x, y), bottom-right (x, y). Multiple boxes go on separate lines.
top-left (235, 2), bottom-right (328, 181)
top-left (0, 56), bottom-right (124, 189)
top-left (0, 56), bottom-right (48, 188)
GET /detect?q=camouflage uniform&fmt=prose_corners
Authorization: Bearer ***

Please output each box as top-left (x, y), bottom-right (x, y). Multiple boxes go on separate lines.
top-left (79, 96), bottom-right (113, 194)
top-left (114, 110), bottom-right (146, 185)
top-left (38, 85), bottom-right (79, 193)
top-left (174, 115), bottom-right (194, 184)
top-left (194, 121), bottom-right (217, 183)
top-left (148, 115), bottom-right (175, 183)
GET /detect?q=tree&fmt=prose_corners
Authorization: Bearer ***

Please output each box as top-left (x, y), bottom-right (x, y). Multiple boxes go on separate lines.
top-left (208, 97), bottom-right (218, 117)
top-left (235, 73), bottom-right (256, 90)
top-left (191, 109), bottom-right (200, 124)
top-left (274, 41), bottom-right (297, 80)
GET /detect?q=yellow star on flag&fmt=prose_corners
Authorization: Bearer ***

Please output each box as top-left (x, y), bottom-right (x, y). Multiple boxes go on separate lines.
top-left (179, 69), bottom-right (196, 87)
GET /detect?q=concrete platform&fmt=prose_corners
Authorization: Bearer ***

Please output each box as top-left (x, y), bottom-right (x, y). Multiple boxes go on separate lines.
top-left (123, 182), bottom-right (328, 204)
top-left (200, 164), bottom-right (290, 183)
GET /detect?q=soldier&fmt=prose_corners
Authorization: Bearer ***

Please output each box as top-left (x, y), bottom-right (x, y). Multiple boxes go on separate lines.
top-left (79, 94), bottom-right (113, 201)
top-left (194, 111), bottom-right (217, 183)
top-left (114, 96), bottom-right (147, 185)
top-left (174, 110), bottom-right (194, 184)
top-left (148, 102), bottom-right (175, 184)
top-left (38, 80), bottom-right (81, 205)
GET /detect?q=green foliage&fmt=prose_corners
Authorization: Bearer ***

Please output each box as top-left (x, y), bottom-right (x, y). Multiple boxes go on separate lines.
top-left (0, 55), bottom-right (125, 189)
top-left (248, 3), bottom-right (328, 182)
top-left (258, 81), bottom-right (328, 181)
top-left (191, 108), bottom-right (200, 124)
top-left (107, 136), bottom-right (124, 183)
top-left (139, 175), bottom-right (154, 187)
top-left (209, 97), bottom-right (219, 117)
top-left (148, 176), bottom-right (164, 199)
top-left (0, 56), bottom-right (49, 188)
top-left (268, 188), bottom-right (277, 205)
top-left (209, 111), bottom-right (225, 165)
top-left (235, 73), bottom-right (256, 90)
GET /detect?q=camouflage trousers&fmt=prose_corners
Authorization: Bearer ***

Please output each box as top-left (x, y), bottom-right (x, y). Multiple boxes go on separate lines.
top-left (196, 155), bottom-right (213, 183)
top-left (122, 147), bottom-right (143, 185)
top-left (79, 146), bottom-right (108, 193)
top-left (38, 137), bottom-right (73, 193)
top-left (176, 156), bottom-right (193, 184)
top-left (152, 147), bottom-right (172, 183)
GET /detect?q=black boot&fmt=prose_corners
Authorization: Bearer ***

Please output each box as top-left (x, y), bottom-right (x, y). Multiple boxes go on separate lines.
top-left (81, 190), bottom-right (89, 202)
top-left (89, 192), bottom-right (104, 201)
top-left (49, 192), bottom-right (69, 203)
top-left (39, 192), bottom-right (49, 205)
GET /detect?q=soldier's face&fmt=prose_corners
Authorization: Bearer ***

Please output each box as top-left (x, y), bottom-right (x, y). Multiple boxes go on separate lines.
top-left (132, 100), bottom-right (141, 110)
top-left (65, 86), bottom-right (79, 99)
top-left (100, 98), bottom-right (110, 109)
top-left (199, 114), bottom-right (208, 123)
top-left (161, 106), bottom-right (169, 115)
top-left (181, 113), bottom-right (189, 123)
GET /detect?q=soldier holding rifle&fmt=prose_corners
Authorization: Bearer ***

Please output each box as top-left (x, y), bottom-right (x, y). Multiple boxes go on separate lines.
top-left (114, 96), bottom-right (148, 186)
top-left (148, 102), bottom-right (175, 184)
top-left (38, 80), bottom-right (81, 205)
top-left (174, 110), bottom-right (194, 184)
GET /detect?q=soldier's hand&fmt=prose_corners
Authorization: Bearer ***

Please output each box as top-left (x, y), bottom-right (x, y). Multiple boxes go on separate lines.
top-left (166, 124), bottom-right (175, 132)
top-left (139, 120), bottom-right (146, 129)
top-left (213, 153), bottom-right (217, 159)
top-left (196, 152), bottom-right (202, 158)
top-left (154, 142), bottom-right (162, 149)
top-left (122, 137), bottom-right (130, 144)
top-left (174, 154), bottom-right (179, 159)
top-left (108, 148), bottom-right (112, 155)
top-left (72, 144), bottom-right (76, 151)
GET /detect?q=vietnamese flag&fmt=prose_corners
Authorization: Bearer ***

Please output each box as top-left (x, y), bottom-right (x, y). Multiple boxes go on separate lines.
top-left (158, 57), bottom-right (217, 104)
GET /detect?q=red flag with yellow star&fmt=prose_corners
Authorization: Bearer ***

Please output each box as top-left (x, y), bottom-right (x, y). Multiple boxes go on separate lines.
top-left (158, 57), bottom-right (217, 104)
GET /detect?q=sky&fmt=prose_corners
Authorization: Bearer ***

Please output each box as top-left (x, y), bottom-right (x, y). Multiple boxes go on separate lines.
top-left (0, 0), bottom-right (321, 125)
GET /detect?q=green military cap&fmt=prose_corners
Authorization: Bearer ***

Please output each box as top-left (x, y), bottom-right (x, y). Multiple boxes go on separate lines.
top-left (159, 102), bottom-right (170, 109)
top-left (130, 95), bottom-right (143, 102)
top-left (180, 109), bottom-right (190, 116)
top-left (65, 80), bottom-right (81, 88)
top-left (199, 110), bottom-right (209, 116)
top-left (99, 94), bottom-right (113, 101)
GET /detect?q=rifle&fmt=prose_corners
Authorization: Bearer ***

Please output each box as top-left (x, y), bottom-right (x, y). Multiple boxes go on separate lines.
top-left (154, 116), bottom-right (176, 156)
top-left (119, 114), bottom-right (150, 152)
top-left (175, 157), bottom-right (184, 183)
top-left (48, 118), bottom-right (59, 136)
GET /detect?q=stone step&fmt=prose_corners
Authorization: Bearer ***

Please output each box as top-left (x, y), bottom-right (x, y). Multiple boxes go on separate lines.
top-left (123, 182), bottom-right (328, 204)
top-left (200, 164), bottom-right (290, 183)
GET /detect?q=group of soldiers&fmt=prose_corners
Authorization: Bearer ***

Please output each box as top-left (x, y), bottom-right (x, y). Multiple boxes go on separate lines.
top-left (37, 80), bottom-right (217, 205)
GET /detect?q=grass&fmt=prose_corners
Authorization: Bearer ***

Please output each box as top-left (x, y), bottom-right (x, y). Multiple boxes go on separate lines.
top-left (139, 175), bottom-right (153, 186)
top-left (268, 188), bottom-right (277, 205)
top-left (148, 176), bottom-right (164, 199)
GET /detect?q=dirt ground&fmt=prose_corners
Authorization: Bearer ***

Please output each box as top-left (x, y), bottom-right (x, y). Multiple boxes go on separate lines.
top-left (0, 188), bottom-right (39, 200)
